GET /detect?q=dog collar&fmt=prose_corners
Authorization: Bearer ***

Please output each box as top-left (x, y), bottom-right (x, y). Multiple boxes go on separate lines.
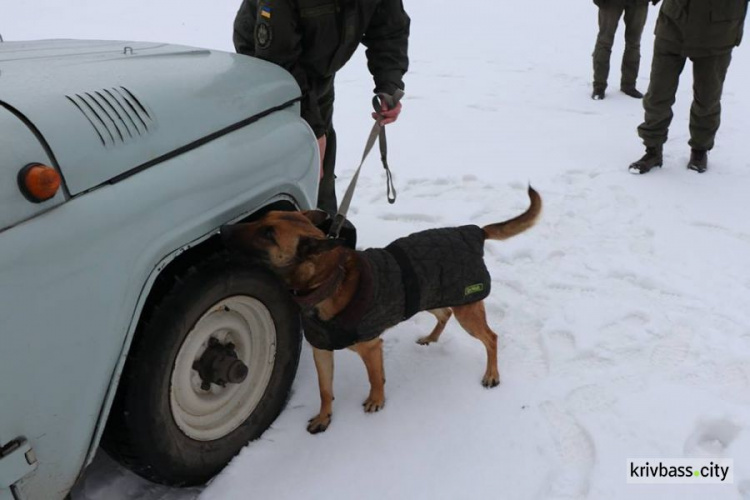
top-left (291, 263), bottom-right (347, 309)
top-left (331, 253), bottom-right (373, 327)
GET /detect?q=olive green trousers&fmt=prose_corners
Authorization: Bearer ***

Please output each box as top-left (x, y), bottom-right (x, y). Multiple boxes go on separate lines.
top-left (593, 1), bottom-right (649, 91)
top-left (638, 39), bottom-right (733, 150)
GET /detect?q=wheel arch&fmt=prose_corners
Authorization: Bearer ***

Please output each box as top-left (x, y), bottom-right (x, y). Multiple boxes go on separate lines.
top-left (79, 197), bottom-right (299, 473)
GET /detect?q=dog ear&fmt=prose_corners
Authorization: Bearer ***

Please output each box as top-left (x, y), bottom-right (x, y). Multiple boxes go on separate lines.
top-left (297, 236), bottom-right (343, 259)
top-left (301, 210), bottom-right (331, 227)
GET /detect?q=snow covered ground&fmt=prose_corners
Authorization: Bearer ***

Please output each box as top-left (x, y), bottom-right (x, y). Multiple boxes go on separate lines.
top-left (5, 1), bottom-right (750, 499)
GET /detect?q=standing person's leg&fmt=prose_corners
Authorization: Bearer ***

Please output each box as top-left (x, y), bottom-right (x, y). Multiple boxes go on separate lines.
top-left (592, 2), bottom-right (625, 98)
top-left (316, 77), bottom-right (338, 215)
top-left (630, 38), bottom-right (686, 173)
top-left (637, 39), bottom-right (686, 149)
top-left (319, 127), bottom-right (338, 213)
top-left (620, 1), bottom-right (648, 96)
top-left (685, 51), bottom-right (732, 172)
top-left (688, 52), bottom-right (733, 152)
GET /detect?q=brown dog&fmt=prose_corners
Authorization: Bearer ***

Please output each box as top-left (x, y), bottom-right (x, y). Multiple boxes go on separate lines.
top-left (222, 187), bottom-right (541, 433)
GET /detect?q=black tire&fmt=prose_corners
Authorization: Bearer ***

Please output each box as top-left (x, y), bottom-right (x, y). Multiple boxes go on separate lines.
top-left (102, 253), bottom-right (301, 486)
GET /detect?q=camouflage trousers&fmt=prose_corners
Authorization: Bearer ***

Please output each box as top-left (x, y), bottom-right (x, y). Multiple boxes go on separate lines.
top-left (592, 1), bottom-right (649, 90)
top-left (638, 39), bottom-right (733, 151)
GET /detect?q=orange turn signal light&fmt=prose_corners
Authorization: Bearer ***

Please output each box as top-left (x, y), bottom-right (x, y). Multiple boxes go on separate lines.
top-left (18, 163), bottom-right (62, 203)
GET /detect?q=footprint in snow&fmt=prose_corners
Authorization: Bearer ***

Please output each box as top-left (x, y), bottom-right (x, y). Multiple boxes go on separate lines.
top-left (546, 281), bottom-right (599, 295)
top-left (538, 329), bottom-right (577, 372)
top-left (546, 250), bottom-right (566, 260)
top-left (739, 479), bottom-right (750, 499)
top-left (690, 220), bottom-right (750, 243)
top-left (683, 418), bottom-right (742, 456)
top-left (650, 325), bottom-right (694, 370)
top-left (483, 301), bottom-right (506, 320)
top-left (717, 362), bottom-right (750, 394)
top-left (404, 177), bottom-right (452, 188)
top-left (565, 384), bottom-right (618, 413)
top-left (593, 312), bottom-right (653, 362)
top-left (600, 311), bottom-right (651, 331)
top-left (398, 177), bottom-right (458, 199)
top-left (545, 329), bottom-right (576, 353)
top-left (539, 401), bottom-right (596, 499)
top-left (509, 248), bottom-right (535, 263)
top-left (503, 324), bottom-right (549, 380)
top-left (467, 103), bottom-right (497, 113)
top-left (607, 269), bottom-right (682, 298)
top-left (702, 361), bottom-right (750, 404)
top-left (377, 212), bottom-right (442, 223)
top-left (566, 351), bottom-right (614, 373)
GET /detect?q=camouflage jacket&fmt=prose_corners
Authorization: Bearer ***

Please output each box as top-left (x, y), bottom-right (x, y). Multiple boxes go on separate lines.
top-left (234, 0), bottom-right (410, 137)
top-left (655, 0), bottom-right (748, 56)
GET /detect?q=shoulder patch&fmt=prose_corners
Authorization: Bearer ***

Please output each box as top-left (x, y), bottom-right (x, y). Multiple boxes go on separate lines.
top-left (255, 21), bottom-right (272, 49)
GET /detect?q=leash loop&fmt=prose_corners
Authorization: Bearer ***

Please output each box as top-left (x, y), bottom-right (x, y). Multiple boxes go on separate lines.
top-left (328, 89), bottom-right (404, 238)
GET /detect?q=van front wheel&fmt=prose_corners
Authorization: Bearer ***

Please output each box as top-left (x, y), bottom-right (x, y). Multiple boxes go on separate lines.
top-left (102, 255), bottom-right (301, 486)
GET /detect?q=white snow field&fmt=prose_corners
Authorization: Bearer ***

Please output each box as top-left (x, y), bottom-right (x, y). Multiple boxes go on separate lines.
top-left (5, 1), bottom-right (750, 499)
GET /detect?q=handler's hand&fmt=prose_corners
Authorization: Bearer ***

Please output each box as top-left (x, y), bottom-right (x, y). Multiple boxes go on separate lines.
top-left (317, 135), bottom-right (326, 179)
top-left (372, 100), bottom-right (402, 126)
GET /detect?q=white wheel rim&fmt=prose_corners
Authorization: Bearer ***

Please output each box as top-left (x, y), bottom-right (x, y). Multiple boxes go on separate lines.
top-left (170, 295), bottom-right (277, 441)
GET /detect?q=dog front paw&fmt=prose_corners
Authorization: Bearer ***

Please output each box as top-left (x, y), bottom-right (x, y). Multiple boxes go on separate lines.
top-left (416, 336), bottom-right (433, 346)
top-left (307, 413), bottom-right (331, 434)
top-left (482, 374), bottom-right (501, 388)
top-left (363, 396), bottom-right (385, 413)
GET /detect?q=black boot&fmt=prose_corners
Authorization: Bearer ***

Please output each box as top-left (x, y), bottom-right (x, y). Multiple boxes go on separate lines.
top-left (628, 147), bottom-right (663, 174)
top-left (592, 86), bottom-right (605, 100)
top-left (621, 86), bottom-right (644, 99)
top-left (687, 149), bottom-right (708, 173)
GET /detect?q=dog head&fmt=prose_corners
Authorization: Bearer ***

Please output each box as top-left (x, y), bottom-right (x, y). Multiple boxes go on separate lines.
top-left (221, 211), bottom-right (344, 274)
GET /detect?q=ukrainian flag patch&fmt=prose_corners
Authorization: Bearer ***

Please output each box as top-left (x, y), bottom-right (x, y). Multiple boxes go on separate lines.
top-left (260, 6), bottom-right (272, 18)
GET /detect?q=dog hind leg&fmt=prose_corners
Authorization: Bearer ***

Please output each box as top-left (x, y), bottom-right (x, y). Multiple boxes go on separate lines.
top-left (308, 347), bottom-right (335, 433)
top-left (350, 338), bottom-right (386, 413)
top-left (417, 308), bottom-right (453, 345)
top-left (451, 301), bottom-right (501, 388)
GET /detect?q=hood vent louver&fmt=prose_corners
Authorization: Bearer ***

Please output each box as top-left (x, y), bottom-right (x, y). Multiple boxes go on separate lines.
top-left (65, 87), bottom-right (153, 147)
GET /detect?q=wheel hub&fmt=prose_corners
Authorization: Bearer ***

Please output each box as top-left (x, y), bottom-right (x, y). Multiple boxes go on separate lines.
top-left (170, 295), bottom-right (277, 441)
top-left (192, 337), bottom-right (249, 390)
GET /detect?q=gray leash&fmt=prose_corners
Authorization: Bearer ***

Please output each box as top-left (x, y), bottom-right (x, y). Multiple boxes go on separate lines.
top-left (328, 89), bottom-right (404, 239)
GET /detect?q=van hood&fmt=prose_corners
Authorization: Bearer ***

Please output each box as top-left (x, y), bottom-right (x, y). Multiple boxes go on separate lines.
top-left (0, 39), bottom-right (301, 195)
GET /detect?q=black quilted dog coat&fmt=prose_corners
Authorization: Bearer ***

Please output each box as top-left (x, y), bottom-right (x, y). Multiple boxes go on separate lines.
top-left (302, 225), bottom-right (491, 350)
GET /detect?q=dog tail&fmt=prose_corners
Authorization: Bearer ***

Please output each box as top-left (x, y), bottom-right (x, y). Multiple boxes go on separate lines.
top-left (482, 186), bottom-right (542, 241)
